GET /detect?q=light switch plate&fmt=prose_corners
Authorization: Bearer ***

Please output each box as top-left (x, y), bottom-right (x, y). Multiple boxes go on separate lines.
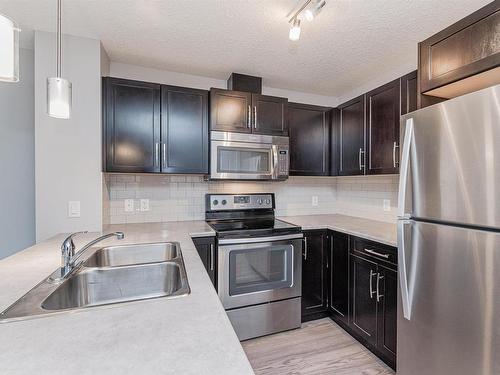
top-left (68, 201), bottom-right (81, 218)
top-left (312, 196), bottom-right (319, 206)
top-left (124, 199), bottom-right (134, 212)
top-left (140, 199), bottom-right (150, 211)
top-left (383, 199), bottom-right (391, 212)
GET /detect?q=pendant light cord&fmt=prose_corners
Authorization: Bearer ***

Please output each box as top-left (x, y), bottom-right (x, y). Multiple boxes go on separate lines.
top-left (56, 0), bottom-right (62, 78)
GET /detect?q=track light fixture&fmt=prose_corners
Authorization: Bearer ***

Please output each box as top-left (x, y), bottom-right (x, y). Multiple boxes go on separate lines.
top-left (287, 0), bottom-right (327, 41)
top-left (289, 18), bottom-right (301, 41)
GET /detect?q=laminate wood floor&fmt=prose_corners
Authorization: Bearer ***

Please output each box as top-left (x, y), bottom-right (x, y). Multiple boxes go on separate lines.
top-left (242, 318), bottom-right (395, 375)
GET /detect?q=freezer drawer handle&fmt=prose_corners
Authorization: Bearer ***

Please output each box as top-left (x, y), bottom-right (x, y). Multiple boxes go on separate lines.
top-left (398, 220), bottom-right (412, 320)
top-left (365, 248), bottom-right (390, 259)
top-left (369, 269), bottom-right (377, 299)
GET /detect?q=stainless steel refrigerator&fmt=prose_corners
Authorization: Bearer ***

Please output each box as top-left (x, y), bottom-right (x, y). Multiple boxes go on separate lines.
top-left (397, 84), bottom-right (500, 375)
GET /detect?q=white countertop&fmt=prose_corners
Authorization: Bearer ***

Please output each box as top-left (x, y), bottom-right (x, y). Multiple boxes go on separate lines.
top-left (0, 214), bottom-right (396, 375)
top-left (279, 214), bottom-right (397, 247)
top-left (0, 221), bottom-right (254, 375)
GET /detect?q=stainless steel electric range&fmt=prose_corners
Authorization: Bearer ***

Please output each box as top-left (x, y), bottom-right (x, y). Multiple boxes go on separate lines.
top-left (205, 193), bottom-right (303, 341)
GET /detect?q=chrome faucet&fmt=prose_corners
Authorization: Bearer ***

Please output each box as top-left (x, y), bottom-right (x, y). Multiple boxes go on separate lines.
top-left (49, 231), bottom-right (125, 282)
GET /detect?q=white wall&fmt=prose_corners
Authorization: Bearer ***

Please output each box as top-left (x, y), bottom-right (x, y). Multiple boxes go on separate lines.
top-left (0, 48), bottom-right (35, 259)
top-left (109, 62), bottom-right (339, 107)
top-left (34, 31), bottom-right (103, 241)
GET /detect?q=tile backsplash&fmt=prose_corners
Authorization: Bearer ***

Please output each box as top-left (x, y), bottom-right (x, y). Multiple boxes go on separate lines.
top-left (103, 174), bottom-right (398, 225)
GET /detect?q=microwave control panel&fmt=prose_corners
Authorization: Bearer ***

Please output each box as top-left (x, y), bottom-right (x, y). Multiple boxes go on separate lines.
top-left (277, 147), bottom-right (289, 176)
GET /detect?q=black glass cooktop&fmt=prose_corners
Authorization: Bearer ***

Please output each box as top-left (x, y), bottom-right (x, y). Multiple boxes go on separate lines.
top-left (207, 218), bottom-right (300, 238)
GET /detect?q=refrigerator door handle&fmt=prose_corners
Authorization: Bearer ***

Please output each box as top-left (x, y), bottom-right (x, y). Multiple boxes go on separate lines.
top-left (398, 118), bottom-right (414, 219)
top-left (398, 220), bottom-right (412, 320)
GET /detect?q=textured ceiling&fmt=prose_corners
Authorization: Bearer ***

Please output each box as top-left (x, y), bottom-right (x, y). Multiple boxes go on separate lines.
top-left (0, 0), bottom-right (492, 96)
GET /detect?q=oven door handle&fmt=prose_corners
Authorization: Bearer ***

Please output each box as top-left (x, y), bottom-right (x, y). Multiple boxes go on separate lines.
top-left (218, 233), bottom-right (303, 245)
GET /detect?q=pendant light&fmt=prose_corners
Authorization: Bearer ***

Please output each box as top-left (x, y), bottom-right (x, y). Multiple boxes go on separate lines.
top-left (47, 0), bottom-right (72, 119)
top-left (0, 13), bottom-right (20, 82)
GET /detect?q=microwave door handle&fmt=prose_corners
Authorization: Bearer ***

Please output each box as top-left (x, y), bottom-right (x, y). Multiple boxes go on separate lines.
top-left (272, 145), bottom-right (278, 178)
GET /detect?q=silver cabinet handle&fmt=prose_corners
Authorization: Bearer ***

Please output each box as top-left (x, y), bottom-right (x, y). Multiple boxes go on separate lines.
top-left (358, 148), bottom-right (365, 170)
top-left (247, 105), bottom-right (251, 128)
top-left (393, 141), bottom-right (399, 168)
top-left (155, 143), bottom-right (160, 167)
top-left (376, 273), bottom-right (384, 302)
top-left (369, 269), bottom-right (376, 299)
top-left (253, 106), bottom-right (257, 129)
top-left (365, 248), bottom-right (390, 259)
top-left (303, 237), bottom-right (308, 260)
top-left (209, 243), bottom-right (214, 271)
top-left (162, 143), bottom-right (167, 169)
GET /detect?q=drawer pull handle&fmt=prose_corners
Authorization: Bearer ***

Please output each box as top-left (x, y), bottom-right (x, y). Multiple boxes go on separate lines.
top-left (365, 248), bottom-right (390, 259)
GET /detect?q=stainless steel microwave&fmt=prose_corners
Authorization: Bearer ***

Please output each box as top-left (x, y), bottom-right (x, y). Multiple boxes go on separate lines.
top-left (210, 131), bottom-right (289, 180)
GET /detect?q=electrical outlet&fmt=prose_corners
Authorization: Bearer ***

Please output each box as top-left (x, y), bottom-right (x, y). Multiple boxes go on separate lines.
top-left (383, 199), bottom-right (391, 212)
top-left (312, 196), bottom-right (319, 206)
top-left (68, 201), bottom-right (80, 218)
top-left (124, 199), bottom-right (134, 212)
top-left (140, 199), bottom-right (150, 211)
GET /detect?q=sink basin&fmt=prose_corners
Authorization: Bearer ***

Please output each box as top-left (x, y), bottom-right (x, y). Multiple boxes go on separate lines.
top-left (42, 262), bottom-right (187, 310)
top-left (0, 241), bottom-right (190, 322)
top-left (83, 242), bottom-right (179, 268)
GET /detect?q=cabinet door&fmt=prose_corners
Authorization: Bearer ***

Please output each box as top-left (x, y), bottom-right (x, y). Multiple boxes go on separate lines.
top-left (350, 254), bottom-right (378, 346)
top-left (376, 265), bottom-right (397, 367)
top-left (104, 78), bottom-right (161, 173)
top-left (401, 71), bottom-right (418, 115)
top-left (302, 231), bottom-right (328, 320)
top-left (210, 89), bottom-right (252, 133)
top-left (192, 237), bottom-right (216, 287)
top-left (419, 1), bottom-right (500, 95)
top-left (161, 86), bottom-right (208, 174)
top-left (366, 79), bottom-right (400, 175)
top-left (288, 103), bottom-right (330, 176)
top-left (339, 95), bottom-right (365, 176)
top-left (329, 231), bottom-right (349, 326)
top-left (252, 94), bottom-right (288, 136)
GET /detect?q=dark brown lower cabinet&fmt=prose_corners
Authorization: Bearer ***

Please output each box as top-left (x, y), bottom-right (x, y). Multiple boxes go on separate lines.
top-left (301, 229), bottom-right (397, 369)
top-left (301, 230), bottom-right (329, 321)
top-left (329, 231), bottom-right (349, 326)
top-left (350, 254), bottom-right (379, 347)
top-left (377, 265), bottom-right (397, 365)
top-left (192, 237), bottom-right (216, 288)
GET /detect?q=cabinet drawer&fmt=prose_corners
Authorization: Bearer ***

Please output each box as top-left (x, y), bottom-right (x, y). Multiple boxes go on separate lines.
top-left (350, 236), bottom-right (397, 265)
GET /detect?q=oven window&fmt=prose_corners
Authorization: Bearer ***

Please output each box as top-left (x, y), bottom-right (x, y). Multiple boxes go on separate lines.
top-left (217, 147), bottom-right (271, 174)
top-left (229, 245), bottom-right (293, 296)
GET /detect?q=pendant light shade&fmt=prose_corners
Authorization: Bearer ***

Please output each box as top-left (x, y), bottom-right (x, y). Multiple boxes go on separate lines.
top-left (0, 13), bottom-right (20, 82)
top-left (47, 0), bottom-right (72, 119)
top-left (47, 77), bottom-right (72, 119)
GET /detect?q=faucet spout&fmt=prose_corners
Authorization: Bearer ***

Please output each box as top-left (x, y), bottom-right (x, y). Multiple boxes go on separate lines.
top-left (50, 231), bottom-right (125, 283)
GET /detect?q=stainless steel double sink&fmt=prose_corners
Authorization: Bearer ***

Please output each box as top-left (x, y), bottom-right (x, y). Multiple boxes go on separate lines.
top-left (0, 242), bottom-right (190, 321)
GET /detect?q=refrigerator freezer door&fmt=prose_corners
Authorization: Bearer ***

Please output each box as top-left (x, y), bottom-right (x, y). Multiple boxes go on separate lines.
top-left (397, 219), bottom-right (500, 375)
top-left (399, 84), bottom-right (500, 229)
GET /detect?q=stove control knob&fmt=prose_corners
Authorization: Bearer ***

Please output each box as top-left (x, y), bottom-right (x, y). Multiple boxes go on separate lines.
top-left (258, 199), bottom-right (263, 205)
top-left (265, 199), bottom-right (271, 204)
top-left (213, 200), bottom-right (219, 206)
top-left (221, 199), bottom-right (227, 205)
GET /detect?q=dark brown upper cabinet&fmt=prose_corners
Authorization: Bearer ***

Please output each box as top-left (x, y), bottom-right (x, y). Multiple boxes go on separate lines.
top-left (210, 88), bottom-right (288, 136)
top-left (161, 85), bottom-right (208, 174)
top-left (365, 79), bottom-right (401, 175)
top-left (104, 78), bottom-right (161, 173)
top-left (253, 94), bottom-right (288, 136)
top-left (338, 95), bottom-right (366, 176)
top-left (210, 89), bottom-right (252, 133)
top-left (288, 103), bottom-right (331, 176)
top-left (401, 70), bottom-right (418, 115)
top-left (103, 77), bottom-right (208, 174)
top-left (418, 1), bottom-right (500, 105)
